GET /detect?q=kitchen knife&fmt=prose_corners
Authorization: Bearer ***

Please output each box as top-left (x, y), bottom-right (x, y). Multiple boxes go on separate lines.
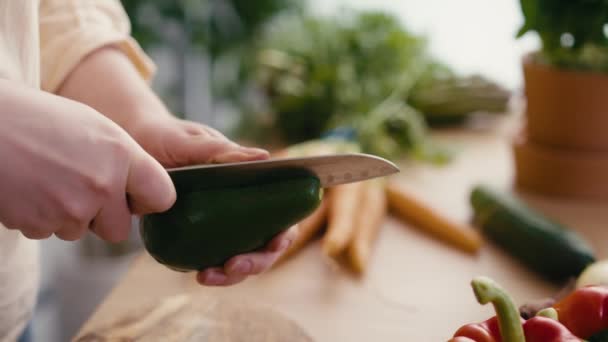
top-left (166, 153), bottom-right (399, 190)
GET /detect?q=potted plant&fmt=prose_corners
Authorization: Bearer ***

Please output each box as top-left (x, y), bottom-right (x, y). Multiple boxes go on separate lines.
top-left (513, 0), bottom-right (608, 200)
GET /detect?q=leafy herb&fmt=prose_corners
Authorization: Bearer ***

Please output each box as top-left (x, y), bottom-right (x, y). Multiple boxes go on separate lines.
top-left (517, 0), bottom-right (608, 72)
top-left (409, 63), bottom-right (511, 125)
top-left (239, 10), bottom-right (507, 162)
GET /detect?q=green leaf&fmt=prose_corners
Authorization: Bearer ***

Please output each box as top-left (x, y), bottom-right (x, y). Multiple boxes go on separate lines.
top-left (515, 0), bottom-right (608, 72)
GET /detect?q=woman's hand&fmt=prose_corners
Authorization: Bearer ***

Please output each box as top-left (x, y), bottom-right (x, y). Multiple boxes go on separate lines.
top-left (0, 80), bottom-right (176, 242)
top-left (197, 227), bottom-right (298, 286)
top-left (127, 115), bottom-right (298, 286)
top-left (127, 115), bottom-right (269, 167)
top-left (57, 46), bottom-right (298, 286)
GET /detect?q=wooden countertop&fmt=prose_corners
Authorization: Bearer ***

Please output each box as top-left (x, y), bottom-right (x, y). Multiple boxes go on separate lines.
top-left (74, 115), bottom-right (608, 341)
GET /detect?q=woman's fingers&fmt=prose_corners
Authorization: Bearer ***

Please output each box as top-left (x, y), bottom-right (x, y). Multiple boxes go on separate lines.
top-left (195, 226), bottom-right (299, 286)
top-left (175, 136), bottom-right (269, 165)
top-left (211, 148), bottom-right (270, 164)
top-left (196, 268), bottom-right (247, 286)
top-left (90, 192), bottom-right (132, 243)
top-left (224, 253), bottom-right (278, 276)
top-left (126, 149), bottom-right (176, 216)
top-left (265, 225), bottom-right (299, 252)
top-left (224, 226), bottom-right (299, 276)
top-left (196, 268), bottom-right (227, 285)
top-left (54, 220), bottom-right (88, 241)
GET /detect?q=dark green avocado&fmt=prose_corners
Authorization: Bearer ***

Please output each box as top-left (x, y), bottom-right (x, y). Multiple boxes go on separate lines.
top-left (140, 168), bottom-right (322, 272)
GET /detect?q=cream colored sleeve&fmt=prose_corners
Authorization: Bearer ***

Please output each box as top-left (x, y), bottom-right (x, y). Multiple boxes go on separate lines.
top-left (39, 0), bottom-right (157, 93)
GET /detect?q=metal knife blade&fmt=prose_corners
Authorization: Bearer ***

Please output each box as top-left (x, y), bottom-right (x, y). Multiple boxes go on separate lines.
top-left (166, 153), bottom-right (399, 190)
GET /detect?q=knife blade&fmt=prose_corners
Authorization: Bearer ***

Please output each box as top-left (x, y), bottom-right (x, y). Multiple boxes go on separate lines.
top-left (166, 153), bottom-right (399, 190)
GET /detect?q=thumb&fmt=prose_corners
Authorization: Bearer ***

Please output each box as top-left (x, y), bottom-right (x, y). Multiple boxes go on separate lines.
top-left (126, 149), bottom-right (176, 215)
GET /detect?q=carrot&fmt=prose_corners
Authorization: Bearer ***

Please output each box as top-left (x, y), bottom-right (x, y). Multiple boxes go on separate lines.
top-left (276, 198), bottom-right (329, 264)
top-left (386, 183), bottom-right (483, 254)
top-left (322, 182), bottom-right (365, 257)
top-left (347, 179), bottom-right (388, 274)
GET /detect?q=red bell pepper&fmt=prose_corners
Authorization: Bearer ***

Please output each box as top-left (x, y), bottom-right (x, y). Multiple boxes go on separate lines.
top-left (449, 276), bottom-right (581, 342)
top-left (450, 316), bottom-right (504, 342)
top-left (553, 285), bottom-right (608, 339)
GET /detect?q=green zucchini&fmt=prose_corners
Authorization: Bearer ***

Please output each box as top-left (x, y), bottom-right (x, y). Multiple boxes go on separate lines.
top-left (140, 169), bottom-right (322, 272)
top-left (470, 185), bottom-right (595, 283)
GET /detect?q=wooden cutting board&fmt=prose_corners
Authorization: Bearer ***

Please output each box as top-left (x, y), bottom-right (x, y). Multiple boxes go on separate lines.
top-left (74, 292), bottom-right (313, 342)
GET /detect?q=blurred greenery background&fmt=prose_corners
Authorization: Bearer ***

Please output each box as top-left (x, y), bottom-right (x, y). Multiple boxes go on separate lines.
top-left (122, 0), bottom-right (513, 164)
top-left (122, 0), bottom-right (300, 117)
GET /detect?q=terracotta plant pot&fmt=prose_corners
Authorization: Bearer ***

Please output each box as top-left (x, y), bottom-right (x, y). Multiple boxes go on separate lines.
top-left (513, 130), bottom-right (608, 200)
top-left (523, 54), bottom-right (608, 151)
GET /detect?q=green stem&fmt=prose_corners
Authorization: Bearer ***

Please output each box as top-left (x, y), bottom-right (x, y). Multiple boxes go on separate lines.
top-left (471, 276), bottom-right (526, 342)
top-left (536, 307), bottom-right (559, 320)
